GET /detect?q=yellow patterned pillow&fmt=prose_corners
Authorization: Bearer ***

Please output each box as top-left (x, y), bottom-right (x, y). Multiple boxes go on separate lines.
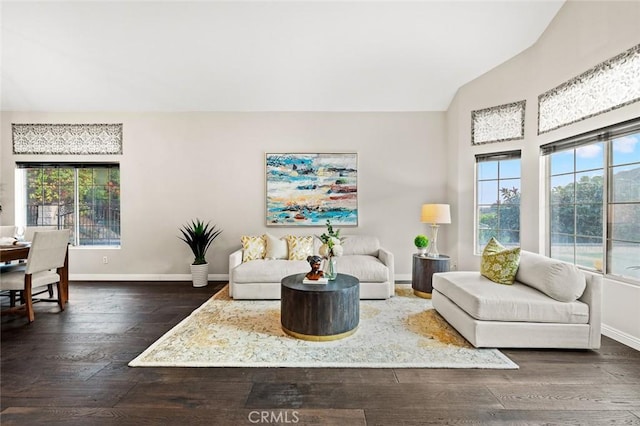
top-left (480, 237), bottom-right (521, 285)
top-left (241, 235), bottom-right (266, 262)
top-left (286, 235), bottom-right (314, 260)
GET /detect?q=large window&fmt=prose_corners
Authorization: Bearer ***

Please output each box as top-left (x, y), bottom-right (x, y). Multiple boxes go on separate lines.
top-left (543, 118), bottom-right (640, 283)
top-left (16, 163), bottom-right (120, 247)
top-left (475, 151), bottom-right (521, 254)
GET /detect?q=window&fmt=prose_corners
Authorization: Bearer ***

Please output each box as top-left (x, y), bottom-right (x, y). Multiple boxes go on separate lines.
top-left (542, 118), bottom-right (640, 283)
top-left (16, 163), bottom-right (120, 247)
top-left (475, 151), bottom-right (521, 254)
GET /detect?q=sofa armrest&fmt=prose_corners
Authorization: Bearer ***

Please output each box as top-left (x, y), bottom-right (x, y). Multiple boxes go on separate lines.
top-left (228, 248), bottom-right (243, 297)
top-left (580, 271), bottom-right (603, 349)
top-left (378, 247), bottom-right (395, 297)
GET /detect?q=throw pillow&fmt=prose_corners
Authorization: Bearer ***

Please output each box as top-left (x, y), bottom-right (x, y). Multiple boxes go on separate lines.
top-left (264, 233), bottom-right (288, 260)
top-left (286, 235), bottom-right (314, 261)
top-left (480, 237), bottom-right (521, 285)
top-left (241, 235), bottom-right (266, 262)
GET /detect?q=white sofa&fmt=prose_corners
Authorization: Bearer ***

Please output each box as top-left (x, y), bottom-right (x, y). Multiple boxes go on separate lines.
top-left (229, 235), bottom-right (394, 300)
top-left (432, 250), bottom-right (602, 349)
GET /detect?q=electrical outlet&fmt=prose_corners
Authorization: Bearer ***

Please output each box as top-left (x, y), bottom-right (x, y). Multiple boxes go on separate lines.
top-left (103, 256), bottom-right (108, 264)
top-left (451, 261), bottom-right (457, 271)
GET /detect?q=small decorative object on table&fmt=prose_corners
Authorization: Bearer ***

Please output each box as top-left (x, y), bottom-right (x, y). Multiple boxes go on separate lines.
top-left (317, 220), bottom-right (344, 281)
top-left (414, 234), bottom-right (429, 256)
top-left (304, 255), bottom-right (328, 284)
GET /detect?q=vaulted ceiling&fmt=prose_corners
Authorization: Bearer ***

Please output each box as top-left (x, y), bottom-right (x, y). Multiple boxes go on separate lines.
top-left (1, 1), bottom-right (564, 112)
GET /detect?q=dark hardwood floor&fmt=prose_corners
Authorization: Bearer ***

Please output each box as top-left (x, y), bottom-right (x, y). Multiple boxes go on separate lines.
top-left (1, 281), bottom-right (639, 425)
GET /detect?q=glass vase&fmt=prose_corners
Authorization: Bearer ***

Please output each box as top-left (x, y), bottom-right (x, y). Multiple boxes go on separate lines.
top-left (324, 256), bottom-right (337, 280)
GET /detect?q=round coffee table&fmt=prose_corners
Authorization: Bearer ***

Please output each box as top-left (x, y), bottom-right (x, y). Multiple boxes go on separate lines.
top-left (281, 273), bottom-right (359, 341)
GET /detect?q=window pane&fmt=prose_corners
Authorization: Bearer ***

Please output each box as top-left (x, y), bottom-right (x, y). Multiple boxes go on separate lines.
top-left (612, 133), bottom-right (640, 166)
top-left (551, 205), bottom-right (574, 234)
top-left (497, 230), bottom-right (519, 247)
top-left (575, 142), bottom-right (604, 171)
top-left (478, 205), bottom-right (498, 230)
top-left (576, 204), bottom-right (602, 237)
top-left (499, 159), bottom-right (520, 179)
top-left (478, 180), bottom-right (498, 204)
top-left (610, 204), bottom-right (640, 242)
top-left (575, 171), bottom-right (603, 204)
top-left (551, 233), bottom-right (574, 263)
top-left (608, 240), bottom-right (640, 281)
top-left (576, 236), bottom-right (603, 270)
top-left (611, 164), bottom-right (640, 203)
top-left (477, 162), bottom-right (498, 180)
top-left (551, 151), bottom-right (574, 175)
top-left (499, 205), bottom-right (520, 230)
top-left (499, 179), bottom-right (521, 204)
top-left (477, 228), bottom-right (497, 253)
top-left (550, 175), bottom-right (574, 204)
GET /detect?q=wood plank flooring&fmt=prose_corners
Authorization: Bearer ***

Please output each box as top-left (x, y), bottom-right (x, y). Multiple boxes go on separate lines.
top-left (2, 281), bottom-right (639, 425)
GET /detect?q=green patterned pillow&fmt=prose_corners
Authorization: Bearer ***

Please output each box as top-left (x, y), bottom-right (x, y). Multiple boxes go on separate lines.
top-left (241, 235), bottom-right (266, 262)
top-left (480, 238), bottom-right (521, 285)
top-left (286, 235), bottom-right (314, 260)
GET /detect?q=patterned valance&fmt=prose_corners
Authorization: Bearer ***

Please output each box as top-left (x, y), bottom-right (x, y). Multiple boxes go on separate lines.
top-left (471, 101), bottom-right (526, 145)
top-left (538, 44), bottom-right (640, 134)
top-left (12, 123), bottom-right (123, 155)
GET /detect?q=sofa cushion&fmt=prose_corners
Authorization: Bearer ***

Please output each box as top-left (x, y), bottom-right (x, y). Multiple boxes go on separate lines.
top-left (233, 255), bottom-right (389, 284)
top-left (341, 236), bottom-right (380, 256)
top-left (516, 251), bottom-right (586, 302)
top-left (233, 259), bottom-right (309, 283)
top-left (241, 235), bottom-right (266, 262)
top-left (286, 235), bottom-right (314, 260)
top-left (433, 271), bottom-right (589, 324)
top-left (264, 233), bottom-right (288, 260)
top-left (335, 255), bottom-right (388, 282)
top-left (480, 238), bottom-right (521, 285)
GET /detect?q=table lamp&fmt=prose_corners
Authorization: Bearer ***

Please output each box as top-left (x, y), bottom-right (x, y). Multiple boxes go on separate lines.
top-left (420, 204), bottom-right (451, 258)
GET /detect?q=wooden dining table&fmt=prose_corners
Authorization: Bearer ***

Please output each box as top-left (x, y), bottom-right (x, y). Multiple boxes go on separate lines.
top-left (0, 243), bottom-right (70, 303)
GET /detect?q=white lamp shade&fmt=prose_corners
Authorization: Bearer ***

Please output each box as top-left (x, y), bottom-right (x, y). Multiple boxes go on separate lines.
top-left (421, 204), bottom-right (451, 224)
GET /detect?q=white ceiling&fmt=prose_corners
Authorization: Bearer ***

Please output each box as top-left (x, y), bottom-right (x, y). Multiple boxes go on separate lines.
top-left (1, 1), bottom-right (564, 112)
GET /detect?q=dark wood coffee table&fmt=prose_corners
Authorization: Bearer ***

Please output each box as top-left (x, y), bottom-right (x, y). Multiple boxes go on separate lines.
top-left (281, 273), bottom-right (359, 341)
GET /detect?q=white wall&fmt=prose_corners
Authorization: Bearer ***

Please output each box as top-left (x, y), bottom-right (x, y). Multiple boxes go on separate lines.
top-left (446, 0), bottom-right (640, 349)
top-left (0, 112), bottom-right (447, 281)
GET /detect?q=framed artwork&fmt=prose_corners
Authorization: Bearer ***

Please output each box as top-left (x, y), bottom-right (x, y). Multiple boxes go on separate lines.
top-left (266, 153), bottom-right (358, 226)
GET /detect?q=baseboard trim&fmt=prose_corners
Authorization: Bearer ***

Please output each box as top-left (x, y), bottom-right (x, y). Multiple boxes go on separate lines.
top-left (69, 274), bottom-right (229, 282)
top-left (602, 324), bottom-right (640, 351)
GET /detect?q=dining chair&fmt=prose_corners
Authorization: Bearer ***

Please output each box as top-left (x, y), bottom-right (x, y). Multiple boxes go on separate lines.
top-left (0, 229), bottom-right (71, 323)
top-left (24, 225), bottom-right (58, 242)
top-left (0, 225), bottom-right (16, 238)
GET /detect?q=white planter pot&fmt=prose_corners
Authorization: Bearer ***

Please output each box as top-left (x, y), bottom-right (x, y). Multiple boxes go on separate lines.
top-left (190, 263), bottom-right (209, 287)
top-left (417, 247), bottom-right (427, 256)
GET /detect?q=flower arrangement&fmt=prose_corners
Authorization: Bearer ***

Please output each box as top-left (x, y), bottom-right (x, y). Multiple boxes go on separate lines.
top-left (317, 220), bottom-right (344, 258)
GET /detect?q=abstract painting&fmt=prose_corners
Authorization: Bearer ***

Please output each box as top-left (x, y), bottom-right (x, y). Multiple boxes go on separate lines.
top-left (266, 153), bottom-right (358, 226)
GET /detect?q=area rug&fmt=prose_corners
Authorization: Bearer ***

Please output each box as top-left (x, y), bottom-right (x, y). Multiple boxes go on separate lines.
top-left (129, 285), bottom-right (518, 369)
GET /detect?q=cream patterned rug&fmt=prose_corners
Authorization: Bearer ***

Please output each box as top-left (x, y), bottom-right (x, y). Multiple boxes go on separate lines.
top-left (129, 285), bottom-right (518, 369)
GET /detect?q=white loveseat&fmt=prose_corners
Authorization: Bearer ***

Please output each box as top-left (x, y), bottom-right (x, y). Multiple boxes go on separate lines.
top-left (229, 235), bottom-right (394, 300)
top-left (432, 250), bottom-right (602, 349)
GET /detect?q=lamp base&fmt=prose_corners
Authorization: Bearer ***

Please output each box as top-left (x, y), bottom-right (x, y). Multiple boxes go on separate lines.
top-left (426, 224), bottom-right (440, 258)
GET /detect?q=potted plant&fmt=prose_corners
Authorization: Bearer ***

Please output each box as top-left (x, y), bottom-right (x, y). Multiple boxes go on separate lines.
top-left (179, 219), bottom-right (223, 287)
top-left (414, 234), bottom-right (429, 256)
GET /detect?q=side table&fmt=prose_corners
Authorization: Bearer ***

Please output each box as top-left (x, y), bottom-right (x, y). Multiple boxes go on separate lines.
top-left (412, 254), bottom-right (450, 299)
